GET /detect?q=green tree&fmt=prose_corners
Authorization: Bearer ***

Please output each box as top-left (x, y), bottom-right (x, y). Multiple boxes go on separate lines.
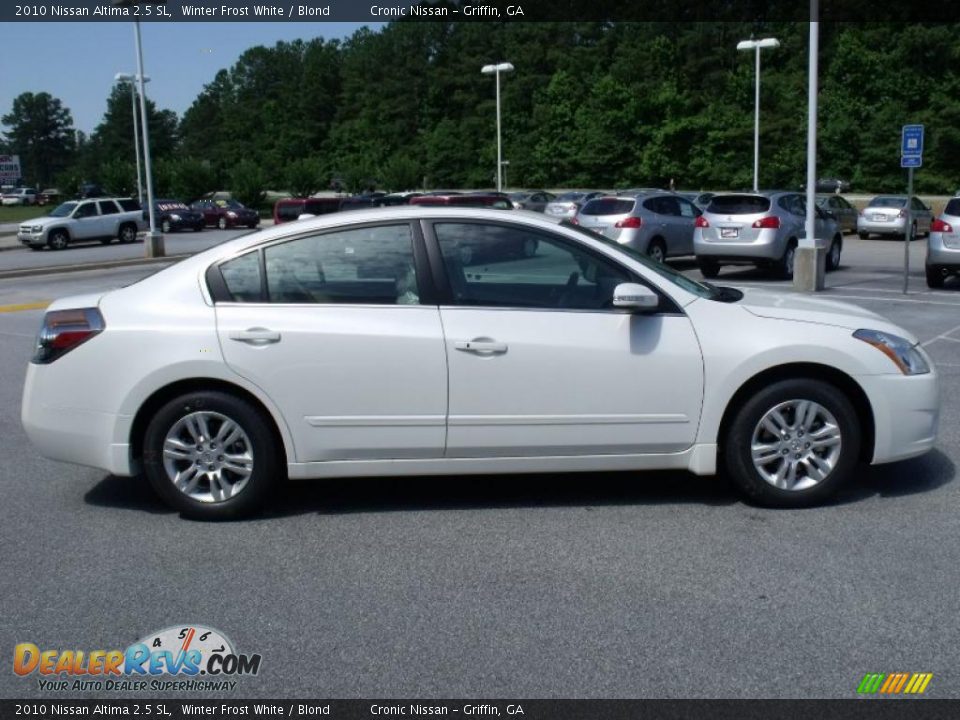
top-left (1, 92), bottom-right (76, 187)
top-left (229, 159), bottom-right (267, 208)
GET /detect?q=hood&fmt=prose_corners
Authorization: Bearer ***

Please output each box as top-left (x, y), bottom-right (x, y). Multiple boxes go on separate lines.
top-left (21, 214), bottom-right (61, 227)
top-left (735, 287), bottom-right (917, 341)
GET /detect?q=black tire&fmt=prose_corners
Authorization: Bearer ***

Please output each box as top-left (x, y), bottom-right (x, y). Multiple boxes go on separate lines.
top-left (926, 265), bottom-right (945, 289)
top-left (778, 241), bottom-right (798, 279)
top-left (194, 224), bottom-right (204, 232)
top-left (47, 230), bottom-right (69, 251)
top-left (858, 231), bottom-right (869, 240)
top-left (142, 391), bottom-right (281, 520)
top-left (698, 258), bottom-right (720, 278)
top-left (647, 238), bottom-right (666, 264)
top-left (118, 223), bottom-right (138, 244)
top-left (826, 236), bottom-right (842, 272)
top-left (161, 219), bottom-right (172, 234)
top-left (218, 216), bottom-right (228, 230)
top-left (724, 378), bottom-right (860, 508)
top-left (247, 222), bottom-right (259, 229)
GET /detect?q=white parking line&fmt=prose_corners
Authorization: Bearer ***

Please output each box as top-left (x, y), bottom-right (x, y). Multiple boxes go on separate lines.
top-left (921, 321), bottom-right (960, 347)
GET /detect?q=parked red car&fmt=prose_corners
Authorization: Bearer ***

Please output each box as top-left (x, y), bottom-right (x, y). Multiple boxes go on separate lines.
top-left (190, 199), bottom-right (260, 230)
top-left (273, 197), bottom-right (344, 224)
top-left (409, 192), bottom-right (513, 209)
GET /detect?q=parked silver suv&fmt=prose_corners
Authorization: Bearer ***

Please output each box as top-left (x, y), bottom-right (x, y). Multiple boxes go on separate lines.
top-left (926, 197), bottom-right (960, 288)
top-left (693, 191), bottom-right (842, 279)
top-left (574, 191), bottom-right (701, 262)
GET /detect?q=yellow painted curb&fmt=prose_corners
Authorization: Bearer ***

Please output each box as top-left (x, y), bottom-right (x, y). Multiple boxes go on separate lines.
top-left (0, 301), bottom-right (51, 313)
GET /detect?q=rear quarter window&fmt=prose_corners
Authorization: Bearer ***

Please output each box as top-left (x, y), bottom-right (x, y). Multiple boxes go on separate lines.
top-left (707, 195), bottom-right (771, 214)
top-left (943, 199), bottom-right (960, 216)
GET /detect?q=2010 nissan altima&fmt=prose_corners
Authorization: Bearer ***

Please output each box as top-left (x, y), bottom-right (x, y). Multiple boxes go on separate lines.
top-left (22, 207), bottom-right (940, 519)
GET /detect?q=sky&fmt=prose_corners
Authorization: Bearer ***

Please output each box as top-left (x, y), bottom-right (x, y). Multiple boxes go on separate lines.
top-left (0, 22), bottom-right (380, 136)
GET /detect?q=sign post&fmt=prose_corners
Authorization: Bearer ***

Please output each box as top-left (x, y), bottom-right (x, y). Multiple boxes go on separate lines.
top-left (901, 124), bottom-right (923, 294)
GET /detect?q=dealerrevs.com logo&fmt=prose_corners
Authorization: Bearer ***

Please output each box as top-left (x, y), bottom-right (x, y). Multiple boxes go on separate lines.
top-left (13, 625), bottom-right (262, 692)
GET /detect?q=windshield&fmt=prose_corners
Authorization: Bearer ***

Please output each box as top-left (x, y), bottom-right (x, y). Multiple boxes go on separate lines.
top-left (560, 220), bottom-right (717, 300)
top-left (217, 200), bottom-right (244, 209)
top-left (869, 196), bottom-right (906, 208)
top-left (49, 202), bottom-right (77, 217)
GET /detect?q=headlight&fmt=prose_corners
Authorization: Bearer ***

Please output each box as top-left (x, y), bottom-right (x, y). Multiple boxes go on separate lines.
top-left (31, 225), bottom-right (43, 233)
top-left (170, 214), bottom-right (181, 221)
top-left (227, 211), bottom-right (238, 218)
top-left (854, 329), bottom-right (930, 375)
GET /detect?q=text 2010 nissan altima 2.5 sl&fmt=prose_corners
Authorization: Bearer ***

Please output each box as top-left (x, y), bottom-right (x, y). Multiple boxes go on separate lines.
top-left (22, 207), bottom-right (940, 519)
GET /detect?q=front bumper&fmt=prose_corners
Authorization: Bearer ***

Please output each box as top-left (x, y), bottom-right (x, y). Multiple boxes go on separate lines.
top-left (858, 369), bottom-right (940, 464)
top-left (17, 232), bottom-right (45, 246)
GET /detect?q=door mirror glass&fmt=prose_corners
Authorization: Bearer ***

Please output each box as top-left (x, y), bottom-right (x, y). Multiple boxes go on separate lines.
top-left (613, 283), bottom-right (659, 311)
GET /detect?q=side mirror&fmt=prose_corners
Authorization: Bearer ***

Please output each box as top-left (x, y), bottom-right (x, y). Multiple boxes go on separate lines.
top-left (613, 283), bottom-right (659, 311)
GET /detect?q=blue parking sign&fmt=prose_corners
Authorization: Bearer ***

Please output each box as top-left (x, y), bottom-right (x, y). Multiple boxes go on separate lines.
top-left (902, 124), bottom-right (924, 158)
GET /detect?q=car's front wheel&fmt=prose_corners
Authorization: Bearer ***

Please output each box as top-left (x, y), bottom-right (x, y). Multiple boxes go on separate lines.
top-left (926, 264), bottom-right (946, 288)
top-left (143, 391), bottom-right (281, 519)
top-left (724, 378), bottom-right (860, 507)
top-left (218, 217), bottom-right (228, 230)
top-left (826, 237), bottom-right (842, 271)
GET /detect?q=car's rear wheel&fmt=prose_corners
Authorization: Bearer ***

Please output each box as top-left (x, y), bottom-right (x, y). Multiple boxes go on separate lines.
top-left (724, 378), bottom-right (860, 507)
top-left (47, 230), bottom-right (69, 251)
top-left (143, 391), bottom-right (280, 520)
top-left (826, 237), bottom-right (842, 271)
top-left (698, 258), bottom-right (720, 278)
top-left (926, 265), bottom-right (946, 288)
top-left (647, 238), bottom-right (666, 264)
top-left (118, 223), bottom-right (138, 243)
top-left (778, 241), bottom-right (797, 279)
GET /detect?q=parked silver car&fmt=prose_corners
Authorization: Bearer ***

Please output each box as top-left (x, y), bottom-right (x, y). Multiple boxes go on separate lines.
top-left (544, 191), bottom-right (607, 219)
top-left (693, 191), bottom-right (842, 279)
top-left (926, 197), bottom-right (960, 288)
top-left (817, 194), bottom-right (857, 234)
top-left (857, 196), bottom-right (933, 239)
top-left (508, 190), bottom-right (556, 212)
top-left (574, 191), bottom-right (701, 262)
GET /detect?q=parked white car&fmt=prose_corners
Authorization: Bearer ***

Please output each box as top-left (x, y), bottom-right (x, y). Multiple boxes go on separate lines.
top-left (2, 187), bottom-right (38, 206)
top-left (22, 207), bottom-right (939, 519)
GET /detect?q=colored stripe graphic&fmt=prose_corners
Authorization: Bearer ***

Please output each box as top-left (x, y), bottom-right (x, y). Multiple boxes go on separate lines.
top-left (858, 672), bottom-right (932, 694)
top-left (857, 673), bottom-right (885, 693)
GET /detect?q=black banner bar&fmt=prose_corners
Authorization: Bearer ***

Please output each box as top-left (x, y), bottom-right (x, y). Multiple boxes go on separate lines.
top-left (4, 0), bottom-right (960, 23)
top-left (2, 700), bottom-right (960, 720)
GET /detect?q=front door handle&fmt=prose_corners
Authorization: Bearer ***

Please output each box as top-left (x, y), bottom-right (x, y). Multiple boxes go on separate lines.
top-left (229, 327), bottom-right (281, 345)
top-left (454, 340), bottom-right (508, 355)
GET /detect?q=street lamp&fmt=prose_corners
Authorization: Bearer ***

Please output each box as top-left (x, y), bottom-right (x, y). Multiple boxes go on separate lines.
top-left (737, 37), bottom-right (780, 193)
top-left (114, 72), bottom-right (150, 205)
top-left (481, 62), bottom-right (514, 192)
top-left (112, 0), bottom-right (163, 257)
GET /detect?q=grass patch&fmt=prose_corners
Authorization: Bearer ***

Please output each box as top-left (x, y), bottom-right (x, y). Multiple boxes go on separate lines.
top-left (0, 205), bottom-right (49, 224)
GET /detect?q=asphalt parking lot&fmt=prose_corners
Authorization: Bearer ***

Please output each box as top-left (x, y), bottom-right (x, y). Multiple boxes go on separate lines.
top-left (0, 233), bottom-right (958, 700)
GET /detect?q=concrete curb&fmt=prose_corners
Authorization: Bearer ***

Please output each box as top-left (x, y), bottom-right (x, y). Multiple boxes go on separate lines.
top-left (0, 254), bottom-right (188, 280)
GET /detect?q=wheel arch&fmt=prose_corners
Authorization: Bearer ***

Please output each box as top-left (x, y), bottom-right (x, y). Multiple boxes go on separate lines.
top-left (716, 362), bottom-right (875, 463)
top-left (130, 378), bottom-right (290, 469)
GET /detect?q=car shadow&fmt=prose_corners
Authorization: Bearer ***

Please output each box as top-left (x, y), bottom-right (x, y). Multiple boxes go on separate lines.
top-left (835, 448), bottom-right (955, 504)
top-left (269, 470), bottom-right (738, 518)
top-left (83, 450), bottom-right (953, 519)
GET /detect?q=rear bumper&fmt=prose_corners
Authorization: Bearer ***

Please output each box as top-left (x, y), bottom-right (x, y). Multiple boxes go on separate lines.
top-left (858, 370), bottom-right (940, 464)
top-left (21, 363), bottom-right (134, 476)
top-left (694, 230), bottom-right (783, 261)
top-left (858, 217), bottom-right (906, 235)
top-left (927, 233), bottom-right (960, 266)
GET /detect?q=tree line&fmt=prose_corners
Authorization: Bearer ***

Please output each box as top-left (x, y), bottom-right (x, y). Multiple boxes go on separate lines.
top-left (3, 21), bottom-right (959, 207)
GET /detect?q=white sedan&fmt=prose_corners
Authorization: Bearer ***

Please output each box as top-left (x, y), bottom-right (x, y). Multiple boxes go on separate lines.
top-left (22, 207), bottom-right (939, 519)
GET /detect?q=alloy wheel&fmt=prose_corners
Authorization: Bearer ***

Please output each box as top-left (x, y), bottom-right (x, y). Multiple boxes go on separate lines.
top-left (750, 399), bottom-right (842, 491)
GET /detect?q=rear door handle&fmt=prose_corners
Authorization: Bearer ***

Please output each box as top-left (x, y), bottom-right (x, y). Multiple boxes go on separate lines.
top-left (229, 327), bottom-right (281, 345)
top-left (454, 340), bottom-right (508, 355)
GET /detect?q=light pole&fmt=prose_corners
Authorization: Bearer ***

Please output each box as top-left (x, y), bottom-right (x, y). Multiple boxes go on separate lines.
top-left (114, 72), bottom-right (150, 205)
top-left (481, 62), bottom-right (514, 192)
top-left (737, 37), bottom-right (779, 193)
top-left (113, 0), bottom-right (163, 257)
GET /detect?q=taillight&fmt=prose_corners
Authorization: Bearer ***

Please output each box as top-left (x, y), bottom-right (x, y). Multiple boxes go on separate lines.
top-left (33, 308), bottom-right (105, 364)
top-left (694, 216), bottom-right (710, 228)
top-left (752, 216), bottom-right (781, 229)
top-left (898, 209), bottom-right (907, 218)
top-left (932, 218), bottom-right (953, 233)
top-left (615, 216), bottom-right (643, 229)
